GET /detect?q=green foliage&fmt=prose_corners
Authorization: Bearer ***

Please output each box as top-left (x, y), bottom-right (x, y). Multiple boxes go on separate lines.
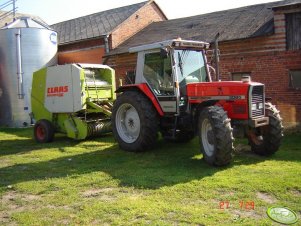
top-left (0, 128), bottom-right (300, 225)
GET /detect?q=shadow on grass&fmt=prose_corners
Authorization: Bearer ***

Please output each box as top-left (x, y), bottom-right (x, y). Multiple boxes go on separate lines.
top-left (0, 129), bottom-right (114, 156)
top-left (0, 130), bottom-right (300, 189)
top-left (0, 139), bottom-right (271, 190)
top-left (0, 127), bottom-right (36, 141)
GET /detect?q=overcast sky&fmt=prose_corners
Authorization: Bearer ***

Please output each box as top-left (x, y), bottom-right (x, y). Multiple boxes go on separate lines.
top-left (12, 0), bottom-right (281, 25)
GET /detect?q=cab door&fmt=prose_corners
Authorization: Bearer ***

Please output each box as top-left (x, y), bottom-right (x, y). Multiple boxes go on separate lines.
top-left (136, 50), bottom-right (177, 113)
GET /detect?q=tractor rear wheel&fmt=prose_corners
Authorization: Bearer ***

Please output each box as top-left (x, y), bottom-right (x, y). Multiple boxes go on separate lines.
top-left (112, 91), bottom-right (159, 152)
top-left (248, 102), bottom-right (283, 156)
top-left (198, 106), bottom-right (234, 166)
top-left (34, 119), bottom-right (55, 143)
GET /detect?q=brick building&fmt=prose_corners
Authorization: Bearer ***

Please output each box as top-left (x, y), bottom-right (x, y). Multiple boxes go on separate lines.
top-left (51, 1), bottom-right (166, 64)
top-left (104, 0), bottom-right (301, 129)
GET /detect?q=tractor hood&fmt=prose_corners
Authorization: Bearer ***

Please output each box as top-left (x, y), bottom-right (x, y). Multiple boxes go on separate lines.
top-left (186, 81), bottom-right (263, 103)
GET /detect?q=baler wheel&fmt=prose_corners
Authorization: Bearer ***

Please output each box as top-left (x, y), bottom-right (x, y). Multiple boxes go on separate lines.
top-left (34, 119), bottom-right (55, 143)
top-left (198, 106), bottom-right (234, 166)
top-left (248, 102), bottom-right (284, 156)
top-left (112, 91), bottom-right (159, 152)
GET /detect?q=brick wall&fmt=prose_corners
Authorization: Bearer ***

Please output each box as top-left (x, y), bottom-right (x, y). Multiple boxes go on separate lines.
top-left (111, 2), bottom-right (166, 49)
top-left (58, 47), bottom-right (105, 64)
top-left (105, 37), bottom-right (301, 130)
top-left (58, 38), bottom-right (105, 64)
top-left (106, 47), bottom-right (301, 129)
top-left (104, 4), bottom-right (301, 129)
top-left (105, 53), bottom-right (138, 86)
top-left (218, 5), bottom-right (301, 129)
top-left (219, 46), bottom-right (301, 129)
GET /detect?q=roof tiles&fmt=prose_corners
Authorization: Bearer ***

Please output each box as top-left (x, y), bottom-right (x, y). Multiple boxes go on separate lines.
top-left (108, 0), bottom-right (301, 55)
top-left (51, 1), bottom-right (148, 44)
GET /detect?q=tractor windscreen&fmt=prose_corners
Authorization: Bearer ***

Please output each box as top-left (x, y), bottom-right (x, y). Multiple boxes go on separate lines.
top-left (174, 49), bottom-right (208, 85)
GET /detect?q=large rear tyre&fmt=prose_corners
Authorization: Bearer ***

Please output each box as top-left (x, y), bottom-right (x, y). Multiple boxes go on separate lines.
top-left (34, 119), bottom-right (55, 143)
top-left (198, 106), bottom-right (234, 166)
top-left (248, 102), bottom-right (284, 156)
top-left (112, 91), bottom-right (159, 152)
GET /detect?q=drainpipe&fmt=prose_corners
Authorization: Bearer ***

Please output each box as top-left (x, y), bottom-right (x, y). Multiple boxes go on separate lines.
top-left (16, 29), bottom-right (24, 99)
top-left (104, 34), bottom-right (110, 53)
top-left (214, 33), bottom-right (220, 81)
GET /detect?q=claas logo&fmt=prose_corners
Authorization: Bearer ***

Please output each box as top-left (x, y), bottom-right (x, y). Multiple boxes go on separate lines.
top-left (47, 86), bottom-right (69, 97)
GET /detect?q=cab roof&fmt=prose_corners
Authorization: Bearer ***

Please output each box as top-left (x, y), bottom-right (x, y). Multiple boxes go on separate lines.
top-left (129, 39), bottom-right (210, 53)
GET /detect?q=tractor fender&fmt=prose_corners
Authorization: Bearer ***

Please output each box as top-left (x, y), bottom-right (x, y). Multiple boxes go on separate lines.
top-left (195, 100), bottom-right (218, 113)
top-left (115, 84), bottom-right (164, 116)
top-left (193, 100), bottom-right (218, 126)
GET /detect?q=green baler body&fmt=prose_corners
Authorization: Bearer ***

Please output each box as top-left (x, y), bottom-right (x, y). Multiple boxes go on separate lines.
top-left (31, 64), bottom-right (116, 140)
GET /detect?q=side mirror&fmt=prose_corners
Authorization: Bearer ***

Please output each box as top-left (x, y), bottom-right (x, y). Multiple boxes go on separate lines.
top-left (160, 47), bottom-right (169, 58)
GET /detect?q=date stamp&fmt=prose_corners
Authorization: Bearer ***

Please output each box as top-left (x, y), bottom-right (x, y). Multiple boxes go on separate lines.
top-left (219, 201), bottom-right (255, 210)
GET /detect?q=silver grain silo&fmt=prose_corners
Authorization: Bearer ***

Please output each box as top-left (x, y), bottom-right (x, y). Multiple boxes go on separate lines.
top-left (0, 17), bottom-right (57, 127)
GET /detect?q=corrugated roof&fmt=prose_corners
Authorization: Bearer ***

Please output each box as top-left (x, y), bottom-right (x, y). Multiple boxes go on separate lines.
top-left (107, 0), bottom-right (301, 55)
top-left (51, 1), bottom-right (148, 45)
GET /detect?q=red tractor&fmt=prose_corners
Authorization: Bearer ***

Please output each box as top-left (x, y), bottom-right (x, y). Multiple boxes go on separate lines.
top-left (112, 39), bottom-right (283, 166)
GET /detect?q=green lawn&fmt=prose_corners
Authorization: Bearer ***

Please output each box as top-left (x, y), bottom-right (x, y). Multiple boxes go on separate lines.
top-left (0, 128), bottom-right (300, 225)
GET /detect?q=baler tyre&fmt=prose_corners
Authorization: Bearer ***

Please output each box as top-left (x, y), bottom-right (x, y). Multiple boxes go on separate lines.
top-left (34, 119), bottom-right (54, 143)
top-left (198, 106), bottom-right (234, 166)
top-left (248, 102), bottom-right (284, 156)
top-left (112, 91), bottom-right (159, 152)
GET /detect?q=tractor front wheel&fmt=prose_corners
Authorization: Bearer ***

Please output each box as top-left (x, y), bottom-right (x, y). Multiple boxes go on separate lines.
top-left (34, 119), bottom-right (55, 143)
top-left (112, 91), bottom-right (159, 152)
top-left (198, 106), bottom-right (234, 166)
top-left (248, 102), bottom-right (284, 156)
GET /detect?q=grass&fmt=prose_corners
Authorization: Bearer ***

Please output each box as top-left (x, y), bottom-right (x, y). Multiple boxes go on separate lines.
top-left (0, 128), bottom-right (300, 225)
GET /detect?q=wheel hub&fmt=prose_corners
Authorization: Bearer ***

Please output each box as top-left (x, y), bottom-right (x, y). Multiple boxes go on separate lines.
top-left (116, 103), bottom-right (141, 143)
top-left (207, 130), bottom-right (214, 145)
top-left (201, 118), bottom-right (215, 157)
top-left (37, 126), bottom-right (45, 140)
top-left (128, 118), bottom-right (134, 128)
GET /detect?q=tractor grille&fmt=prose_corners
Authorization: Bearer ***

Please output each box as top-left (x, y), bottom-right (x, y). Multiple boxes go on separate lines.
top-left (250, 85), bottom-right (264, 118)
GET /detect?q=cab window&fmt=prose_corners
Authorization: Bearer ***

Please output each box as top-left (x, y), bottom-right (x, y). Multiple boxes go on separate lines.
top-left (143, 52), bottom-right (174, 96)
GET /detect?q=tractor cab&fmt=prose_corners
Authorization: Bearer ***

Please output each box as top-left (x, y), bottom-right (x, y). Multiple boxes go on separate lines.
top-left (129, 39), bottom-right (211, 114)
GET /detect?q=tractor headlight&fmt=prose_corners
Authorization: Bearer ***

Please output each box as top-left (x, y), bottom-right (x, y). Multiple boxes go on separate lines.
top-left (252, 103), bottom-right (257, 111)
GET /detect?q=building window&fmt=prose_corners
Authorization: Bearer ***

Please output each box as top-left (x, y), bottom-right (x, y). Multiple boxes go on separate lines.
top-left (289, 70), bottom-right (301, 89)
top-left (125, 70), bottom-right (135, 84)
top-left (286, 12), bottom-right (301, 50)
top-left (232, 72), bottom-right (251, 81)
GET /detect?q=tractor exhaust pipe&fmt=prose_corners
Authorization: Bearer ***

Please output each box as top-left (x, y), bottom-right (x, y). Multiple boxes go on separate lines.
top-left (214, 33), bottom-right (220, 81)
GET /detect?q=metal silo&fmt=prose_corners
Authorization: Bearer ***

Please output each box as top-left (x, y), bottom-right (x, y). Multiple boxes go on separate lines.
top-left (0, 17), bottom-right (57, 127)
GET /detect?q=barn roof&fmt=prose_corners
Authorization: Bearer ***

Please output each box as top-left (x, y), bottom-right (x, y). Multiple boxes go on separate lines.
top-left (107, 0), bottom-right (301, 55)
top-left (51, 1), bottom-right (149, 45)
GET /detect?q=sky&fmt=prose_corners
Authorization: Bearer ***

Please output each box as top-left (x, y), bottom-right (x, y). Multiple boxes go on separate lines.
top-left (7, 0), bottom-right (281, 25)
